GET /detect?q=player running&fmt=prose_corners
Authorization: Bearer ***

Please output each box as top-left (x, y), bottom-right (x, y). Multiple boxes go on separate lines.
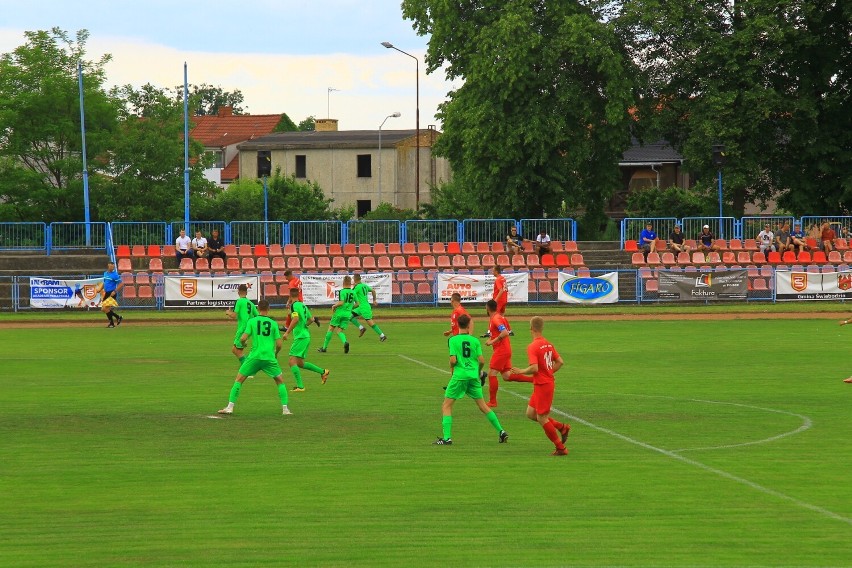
top-left (226, 284), bottom-right (257, 364)
top-left (218, 300), bottom-right (293, 416)
top-left (443, 293), bottom-right (487, 388)
top-left (433, 313), bottom-right (508, 446)
top-left (511, 317), bottom-right (571, 455)
top-left (318, 275), bottom-right (358, 353)
top-left (96, 260), bottom-right (124, 328)
top-left (484, 299), bottom-right (512, 407)
top-left (281, 287), bottom-right (330, 391)
top-left (280, 270), bottom-right (320, 332)
top-left (483, 266), bottom-right (512, 336)
top-left (349, 274), bottom-right (387, 341)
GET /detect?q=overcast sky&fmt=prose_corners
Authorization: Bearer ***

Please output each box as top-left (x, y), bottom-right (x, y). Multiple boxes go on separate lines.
top-left (0, 0), bottom-right (457, 130)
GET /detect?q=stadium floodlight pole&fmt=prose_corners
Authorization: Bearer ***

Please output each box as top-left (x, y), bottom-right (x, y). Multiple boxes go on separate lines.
top-left (183, 63), bottom-right (190, 233)
top-left (381, 42), bottom-right (420, 210)
top-left (378, 112), bottom-right (401, 206)
top-left (263, 175), bottom-right (269, 246)
top-left (327, 87), bottom-right (340, 118)
top-left (77, 61), bottom-right (91, 247)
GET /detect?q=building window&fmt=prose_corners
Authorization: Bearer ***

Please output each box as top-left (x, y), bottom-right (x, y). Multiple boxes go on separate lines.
top-left (357, 200), bottom-right (372, 218)
top-left (257, 151), bottom-right (272, 177)
top-left (208, 149), bottom-right (224, 169)
top-left (295, 155), bottom-right (306, 178)
top-left (357, 154), bottom-right (372, 178)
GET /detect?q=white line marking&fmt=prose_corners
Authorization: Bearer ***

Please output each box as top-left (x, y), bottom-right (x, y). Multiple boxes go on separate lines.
top-left (400, 354), bottom-right (852, 526)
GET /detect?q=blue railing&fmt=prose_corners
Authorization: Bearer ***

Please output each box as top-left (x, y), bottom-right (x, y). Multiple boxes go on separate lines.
top-left (48, 222), bottom-right (108, 251)
top-left (230, 221), bottom-right (286, 246)
top-left (519, 218), bottom-right (577, 242)
top-left (403, 219), bottom-right (459, 244)
top-left (0, 222), bottom-right (47, 251)
top-left (111, 222), bottom-right (168, 247)
top-left (346, 220), bottom-right (401, 245)
top-left (621, 218), bottom-right (679, 246)
top-left (461, 219), bottom-right (517, 243)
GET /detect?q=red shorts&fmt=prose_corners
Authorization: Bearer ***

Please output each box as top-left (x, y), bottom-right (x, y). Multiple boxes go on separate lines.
top-left (496, 301), bottom-right (507, 315)
top-left (528, 382), bottom-right (555, 415)
top-left (489, 350), bottom-right (512, 373)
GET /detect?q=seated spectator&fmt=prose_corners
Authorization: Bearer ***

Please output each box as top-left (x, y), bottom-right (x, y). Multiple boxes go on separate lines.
top-left (756, 223), bottom-right (775, 255)
top-left (775, 222), bottom-right (793, 253)
top-left (533, 229), bottom-right (552, 255)
top-left (807, 223), bottom-right (821, 243)
top-left (669, 224), bottom-right (690, 254)
top-left (697, 225), bottom-right (720, 253)
top-left (191, 229), bottom-right (208, 258)
top-left (175, 228), bottom-right (193, 262)
top-left (505, 226), bottom-right (523, 255)
top-left (639, 222), bottom-right (657, 260)
top-left (821, 222), bottom-right (836, 253)
top-left (790, 223), bottom-right (808, 254)
top-left (207, 228), bottom-right (226, 261)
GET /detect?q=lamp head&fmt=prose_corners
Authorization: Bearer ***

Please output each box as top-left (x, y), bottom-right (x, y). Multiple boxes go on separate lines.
top-left (391, 112), bottom-right (401, 117)
top-left (381, 42), bottom-right (394, 49)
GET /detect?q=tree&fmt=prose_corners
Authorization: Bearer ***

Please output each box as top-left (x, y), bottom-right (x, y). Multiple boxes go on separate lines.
top-left (182, 83), bottom-right (246, 116)
top-left (625, 186), bottom-right (717, 219)
top-left (0, 28), bottom-right (117, 221)
top-left (401, 1), bottom-right (636, 228)
top-left (298, 116), bottom-right (316, 131)
top-left (274, 112), bottom-right (300, 132)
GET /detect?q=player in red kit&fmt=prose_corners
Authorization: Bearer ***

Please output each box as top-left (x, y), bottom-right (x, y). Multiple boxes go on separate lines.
top-left (444, 292), bottom-right (472, 337)
top-left (483, 266), bottom-right (512, 337)
top-left (484, 299), bottom-right (512, 406)
top-left (280, 270), bottom-right (320, 332)
top-left (511, 316), bottom-right (571, 456)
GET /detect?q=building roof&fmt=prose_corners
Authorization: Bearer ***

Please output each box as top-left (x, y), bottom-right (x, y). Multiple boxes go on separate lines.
top-left (221, 155), bottom-right (240, 182)
top-left (620, 139), bottom-right (683, 165)
top-left (191, 111), bottom-right (283, 148)
top-left (238, 129), bottom-right (423, 151)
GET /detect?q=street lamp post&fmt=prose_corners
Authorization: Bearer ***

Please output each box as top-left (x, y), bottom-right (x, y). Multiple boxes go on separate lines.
top-left (381, 42), bottom-right (420, 210)
top-left (378, 112), bottom-right (401, 206)
top-left (327, 87), bottom-right (340, 118)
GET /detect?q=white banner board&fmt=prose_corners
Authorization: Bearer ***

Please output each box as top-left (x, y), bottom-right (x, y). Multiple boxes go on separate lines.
top-left (300, 273), bottom-right (393, 305)
top-left (164, 275), bottom-right (259, 307)
top-left (557, 272), bottom-right (619, 304)
top-left (775, 270), bottom-right (852, 300)
top-left (436, 272), bottom-right (529, 304)
top-left (29, 277), bottom-right (105, 309)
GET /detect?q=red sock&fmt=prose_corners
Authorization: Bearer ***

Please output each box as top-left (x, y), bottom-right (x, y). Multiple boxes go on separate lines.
top-left (507, 373), bottom-right (533, 383)
top-left (488, 375), bottom-right (499, 403)
top-left (548, 417), bottom-right (564, 430)
top-left (284, 314), bottom-right (292, 330)
top-left (542, 421), bottom-right (565, 450)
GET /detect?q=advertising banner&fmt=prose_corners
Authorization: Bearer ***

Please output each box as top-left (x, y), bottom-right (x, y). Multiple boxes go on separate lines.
top-left (164, 275), bottom-right (259, 307)
top-left (300, 273), bottom-right (393, 306)
top-left (557, 272), bottom-right (619, 304)
top-left (775, 270), bottom-right (852, 300)
top-left (436, 272), bottom-right (529, 304)
top-left (658, 269), bottom-right (748, 301)
top-left (29, 277), bottom-right (104, 309)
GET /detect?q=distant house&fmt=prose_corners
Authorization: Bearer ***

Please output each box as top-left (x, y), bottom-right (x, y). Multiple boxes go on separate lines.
top-left (190, 106), bottom-right (282, 186)
top-left (608, 139), bottom-right (689, 217)
top-left (237, 119), bottom-right (449, 216)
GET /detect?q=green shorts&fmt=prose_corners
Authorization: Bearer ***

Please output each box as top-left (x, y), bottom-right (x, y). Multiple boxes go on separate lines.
top-left (353, 307), bottom-right (373, 321)
top-left (233, 328), bottom-right (246, 349)
top-left (238, 357), bottom-right (283, 378)
top-left (444, 376), bottom-right (483, 400)
top-left (289, 336), bottom-right (310, 359)
top-left (330, 313), bottom-right (351, 329)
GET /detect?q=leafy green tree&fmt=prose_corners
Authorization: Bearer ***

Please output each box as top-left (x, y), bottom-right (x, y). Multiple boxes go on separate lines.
top-left (0, 28), bottom-right (117, 221)
top-left (298, 116), bottom-right (316, 131)
top-left (181, 83), bottom-right (246, 116)
top-left (418, 180), bottom-right (482, 220)
top-left (362, 202), bottom-right (419, 221)
top-left (402, 1), bottom-right (636, 228)
top-left (625, 186), bottom-right (717, 219)
top-left (274, 112), bottom-right (299, 132)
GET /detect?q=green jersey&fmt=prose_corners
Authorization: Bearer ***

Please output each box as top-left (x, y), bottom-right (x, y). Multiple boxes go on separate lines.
top-left (243, 315), bottom-right (281, 360)
top-left (352, 282), bottom-right (372, 307)
top-left (234, 297), bottom-right (258, 333)
top-left (334, 288), bottom-right (356, 318)
top-left (448, 333), bottom-right (482, 380)
top-left (290, 301), bottom-right (313, 340)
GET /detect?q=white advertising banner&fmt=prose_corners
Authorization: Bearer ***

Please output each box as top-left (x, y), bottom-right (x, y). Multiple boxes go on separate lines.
top-left (436, 272), bottom-right (529, 304)
top-left (164, 275), bottom-right (259, 307)
top-left (557, 272), bottom-right (619, 304)
top-left (300, 273), bottom-right (393, 305)
top-left (775, 270), bottom-right (852, 300)
top-left (29, 277), bottom-right (105, 309)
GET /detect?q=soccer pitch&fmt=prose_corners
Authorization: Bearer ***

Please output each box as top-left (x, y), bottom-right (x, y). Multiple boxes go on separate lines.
top-left (1, 314), bottom-right (850, 567)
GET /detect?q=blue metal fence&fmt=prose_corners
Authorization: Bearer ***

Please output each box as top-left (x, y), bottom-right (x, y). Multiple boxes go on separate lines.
top-left (519, 218), bottom-right (577, 242)
top-left (346, 220), bottom-right (401, 245)
top-left (461, 219), bottom-right (517, 243)
top-left (741, 216), bottom-right (795, 243)
top-left (111, 222), bottom-right (168, 246)
top-left (621, 218), bottom-right (679, 245)
top-left (799, 216), bottom-right (852, 241)
top-left (681, 217), bottom-right (737, 242)
top-left (48, 222), bottom-right (108, 251)
top-left (230, 221), bottom-right (286, 246)
top-left (288, 221), bottom-right (343, 245)
top-left (0, 222), bottom-right (47, 251)
top-left (404, 220), bottom-right (459, 244)
top-left (168, 221), bottom-right (228, 246)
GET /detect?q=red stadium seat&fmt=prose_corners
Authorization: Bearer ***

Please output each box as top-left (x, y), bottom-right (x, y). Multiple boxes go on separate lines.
top-left (373, 243), bottom-right (387, 256)
top-left (706, 252), bottom-right (721, 265)
top-left (676, 252), bottom-right (691, 265)
top-left (767, 251), bottom-right (781, 264)
top-left (121, 285), bottom-right (137, 299)
top-left (736, 251), bottom-right (751, 264)
top-left (743, 239), bottom-right (758, 251)
top-left (476, 242), bottom-right (490, 254)
top-left (226, 257), bottom-right (240, 270)
top-left (437, 255), bottom-right (451, 268)
top-left (570, 253), bottom-right (585, 266)
top-left (645, 279), bottom-right (659, 293)
top-left (721, 251), bottom-right (736, 264)
top-left (402, 243), bottom-right (416, 255)
top-left (241, 257), bottom-right (255, 270)
top-left (255, 257), bottom-right (270, 270)
top-left (407, 256), bottom-right (422, 268)
top-left (148, 258), bottom-right (164, 271)
top-left (661, 252), bottom-right (676, 266)
top-left (388, 243), bottom-right (402, 255)
top-left (116, 245), bottom-right (131, 258)
top-left (362, 256), bottom-right (377, 270)
top-left (263, 283), bottom-right (278, 298)
top-left (564, 241), bottom-right (579, 252)
top-left (147, 245), bottom-right (162, 258)
top-left (287, 256), bottom-right (302, 269)
top-left (496, 254), bottom-right (510, 267)
top-left (254, 244), bottom-right (268, 257)
top-left (269, 244), bottom-right (283, 256)
top-left (625, 240), bottom-right (639, 251)
top-left (348, 257), bottom-right (362, 270)
top-left (392, 256), bottom-right (407, 269)
top-left (452, 255), bottom-right (467, 268)
top-left (691, 252), bottom-right (705, 265)
top-left (162, 245), bottom-right (176, 257)
top-left (238, 245), bottom-right (252, 257)
top-left (195, 257), bottom-right (209, 270)
top-left (446, 242), bottom-right (461, 255)
top-left (137, 285), bottom-right (153, 298)
top-left (377, 256), bottom-right (392, 269)
top-left (481, 254), bottom-right (495, 267)
top-left (541, 254), bottom-right (555, 267)
top-left (834, 238), bottom-right (849, 251)
top-left (421, 255), bottom-right (436, 268)
top-left (416, 242), bottom-right (431, 255)
top-left (332, 256), bottom-right (346, 269)
top-left (432, 242), bottom-right (446, 255)
top-left (179, 258), bottom-right (194, 271)
top-left (271, 256), bottom-right (286, 270)
top-left (728, 239), bottom-right (743, 251)
top-left (283, 244), bottom-right (297, 256)
top-left (260, 271), bottom-right (274, 283)
top-left (316, 257), bottom-right (331, 270)
top-left (461, 242), bottom-right (475, 254)
top-left (117, 258), bottom-right (132, 272)
top-left (314, 244), bottom-right (328, 256)
top-left (343, 243), bottom-right (357, 256)
top-left (298, 244), bottom-right (313, 256)
top-left (828, 251), bottom-right (842, 264)
top-left (812, 251), bottom-right (827, 263)
top-left (466, 255), bottom-right (481, 268)
top-left (752, 252), bottom-right (766, 264)
top-left (358, 243), bottom-right (373, 256)
top-left (631, 252), bottom-right (646, 266)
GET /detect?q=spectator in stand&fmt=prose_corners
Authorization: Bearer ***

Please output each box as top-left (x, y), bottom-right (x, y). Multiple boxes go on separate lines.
top-left (191, 229), bottom-right (208, 258)
top-left (807, 223), bottom-right (821, 243)
top-left (669, 224), bottom-right (690, 255)
top-left (207, 228), bottom-right (226, 262)
top-left (820, 222), bottom-right (836, 253)
top-left (533, 229), bottom-right (552, 256)
top-left (175, 228), bottom-right (193, 262)
top-left (756, 223), bottom-right (775, 255)
top-left (697, 225), bottom-right (720, 253)
top-left (790, 223), bottom-right (808, 254)
top-left (775, 222), bottom-right (793, 253)
top-left (639, 222), bottom-right (657, 261)
top-left (505, 226), bottom-right (524, 255)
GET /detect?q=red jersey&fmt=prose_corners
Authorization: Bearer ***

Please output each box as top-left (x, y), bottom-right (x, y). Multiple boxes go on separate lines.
top-left (492, 275), bottom-right (507, 303)
top-left (488, 313), bottom-right (511, 354)
top-left (288, 277), bottom-right (303, 302)
top-left (527, 336), bottom-right (560, 385)
top-left (449, 305), bottom-right (470, 336)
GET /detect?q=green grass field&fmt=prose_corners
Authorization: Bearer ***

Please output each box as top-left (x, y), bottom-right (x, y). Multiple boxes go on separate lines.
top-left (1, 312), bottom-right (851, 567)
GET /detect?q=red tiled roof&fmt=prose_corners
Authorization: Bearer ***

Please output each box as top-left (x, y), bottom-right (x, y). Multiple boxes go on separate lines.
top-left (190, 113), bottom-right (282, 148)
top-left (221, 155), bottom-right (240, 182)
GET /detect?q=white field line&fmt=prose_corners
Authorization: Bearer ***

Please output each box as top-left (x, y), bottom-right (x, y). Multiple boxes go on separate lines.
top-left (400, 354), bottom-right (852, 526)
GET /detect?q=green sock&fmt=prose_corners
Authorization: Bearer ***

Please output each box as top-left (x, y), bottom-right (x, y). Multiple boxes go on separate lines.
top-left (442, 415), bottom-right (453, 440)
top-left (277, 383), bottom-right (288, 405)
top-left (238, 355), bottom-right (245, 363)
top-left (485, 410), bottom-right (503, 433)
top-left (228, 381), bottom-right (242, 404)
top-left (350, 317), bottom-right (360, 327)
top-left (337, 332), bottom-right (347, 344)
top-left (371, 323), bottom-right (383, 336)
top-left (290, 365), bottom-right (304, 388)
top-left (323, 331), bottom-right (332, 349)
top-left (303, 362), bottom-right (324, 374)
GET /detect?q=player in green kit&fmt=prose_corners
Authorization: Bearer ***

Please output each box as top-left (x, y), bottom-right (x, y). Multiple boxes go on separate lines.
top-left (318, 275), bottom-right (358, 354)
top-left (225, 283), bottom-right (257, 364)
top-left (349, 273), bottom-right (387, 341)
top-left (218, 300), bottom-right (292, 416)
top-left (434, 314), bottom-right (508, 445)
top-left (281, 287), bottom-right (330, 391)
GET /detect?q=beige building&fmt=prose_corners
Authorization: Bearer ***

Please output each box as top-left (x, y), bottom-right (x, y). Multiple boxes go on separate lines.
top-left (237, 120), bottom-right (450, 215)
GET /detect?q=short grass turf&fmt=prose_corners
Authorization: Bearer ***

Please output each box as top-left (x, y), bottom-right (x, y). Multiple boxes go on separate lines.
top-left (1, 316), bottom-right (851, 567)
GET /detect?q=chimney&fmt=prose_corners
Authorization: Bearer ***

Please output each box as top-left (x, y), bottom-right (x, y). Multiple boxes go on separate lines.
top-left (218, 106), bottom-right (234, 118)
top-left (315, 118), bottom-right (339, 132)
